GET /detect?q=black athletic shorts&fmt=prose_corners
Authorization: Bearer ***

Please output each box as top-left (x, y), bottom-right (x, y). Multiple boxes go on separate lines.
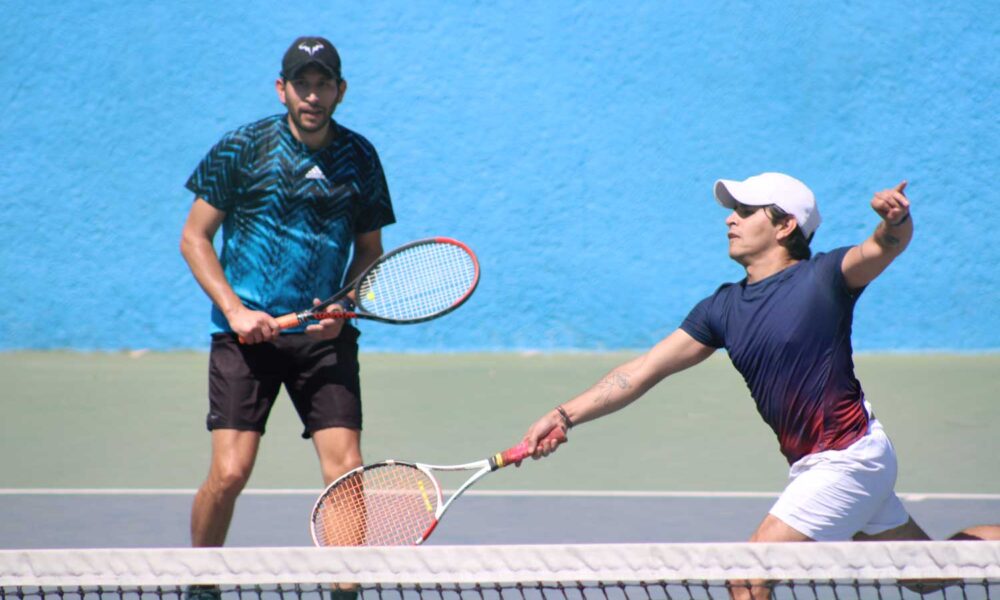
top-left (206, 325), bottom-right (362, 438)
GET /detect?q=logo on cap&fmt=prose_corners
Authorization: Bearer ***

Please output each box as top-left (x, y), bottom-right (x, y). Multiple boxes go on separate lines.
top-left (282, 36), bottom-right (341, 80)
top-left (298, 42), bottom-right (324, 56)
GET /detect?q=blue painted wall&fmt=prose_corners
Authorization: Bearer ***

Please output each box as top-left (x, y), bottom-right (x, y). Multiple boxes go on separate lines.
top-left (1, 2), bottom-right (997, 351)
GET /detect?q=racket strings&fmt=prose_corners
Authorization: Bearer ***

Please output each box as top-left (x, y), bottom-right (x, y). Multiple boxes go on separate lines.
top-left (359, 242), bottom-right (477, 321)
top-left (313, 464), bottom-right (440, 546)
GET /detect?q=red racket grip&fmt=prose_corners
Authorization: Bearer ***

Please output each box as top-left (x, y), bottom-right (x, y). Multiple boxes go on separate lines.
top-left (496, 427), bottom-right (567, 467)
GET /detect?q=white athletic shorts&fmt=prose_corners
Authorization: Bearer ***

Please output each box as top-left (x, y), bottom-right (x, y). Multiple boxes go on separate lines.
top-left (769, 417), bottom-right (911, 541)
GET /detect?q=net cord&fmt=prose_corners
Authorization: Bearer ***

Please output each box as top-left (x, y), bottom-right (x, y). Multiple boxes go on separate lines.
top-left (3, 542), bottom-right (999, 587)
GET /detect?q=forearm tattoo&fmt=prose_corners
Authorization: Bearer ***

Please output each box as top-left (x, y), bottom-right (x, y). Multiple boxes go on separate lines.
top-left (593, 370), bottom-right (632, 407)
top-left (873, 222), bottom-right (901, 249)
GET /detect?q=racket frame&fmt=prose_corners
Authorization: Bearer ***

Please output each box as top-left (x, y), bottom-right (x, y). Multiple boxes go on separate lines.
top-left (309, 457), bottom-right (492, 547)
top-left (309, 430), bottom-right (563, 546)
top-left (281, 236), bottom-right (480, 328)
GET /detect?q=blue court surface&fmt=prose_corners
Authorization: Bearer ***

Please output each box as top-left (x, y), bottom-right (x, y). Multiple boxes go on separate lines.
top-left (2, 491), bottom-right (998, 549)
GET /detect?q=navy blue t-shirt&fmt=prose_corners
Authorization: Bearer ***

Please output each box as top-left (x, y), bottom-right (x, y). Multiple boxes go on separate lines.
top-left (681, 247), bottom-right (869, 464)
top-left (186, 115), bottom-right (396, 333)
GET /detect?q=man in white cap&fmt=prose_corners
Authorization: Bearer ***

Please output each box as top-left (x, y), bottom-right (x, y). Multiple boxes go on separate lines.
top-left (518, 174), bottom-right (998, 585)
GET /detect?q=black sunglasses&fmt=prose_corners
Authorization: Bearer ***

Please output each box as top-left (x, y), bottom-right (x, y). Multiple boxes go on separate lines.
top-left (733, 204), bottom-right (764, 219)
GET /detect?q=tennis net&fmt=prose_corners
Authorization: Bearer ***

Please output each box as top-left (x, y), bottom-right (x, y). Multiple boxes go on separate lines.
top-left (2, 541), bottom-right (998, 599)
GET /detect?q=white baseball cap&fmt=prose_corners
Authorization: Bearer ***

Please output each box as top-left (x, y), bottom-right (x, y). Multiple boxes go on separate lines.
top-left (713, 172), bottom-right (821, 238)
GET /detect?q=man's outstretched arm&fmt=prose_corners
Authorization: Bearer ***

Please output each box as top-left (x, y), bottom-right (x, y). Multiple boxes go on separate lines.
top-left (523, 328), bottom-right (716, 457)
top-left (842, 181), bottom-right (913, 290)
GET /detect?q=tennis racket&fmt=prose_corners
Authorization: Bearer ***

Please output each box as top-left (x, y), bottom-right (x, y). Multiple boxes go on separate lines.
top-left (310, 428), bottom-right (567, 547)
top-left (243, 238), bottom-right (479, 343)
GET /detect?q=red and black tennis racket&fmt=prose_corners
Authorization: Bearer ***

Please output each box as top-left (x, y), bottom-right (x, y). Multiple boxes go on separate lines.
top-left (280, 237), bottom-right (479, 329)
top-left (310, 428), bottom-right (567, 547)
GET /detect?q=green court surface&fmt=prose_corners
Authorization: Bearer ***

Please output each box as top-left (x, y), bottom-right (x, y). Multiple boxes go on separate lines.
top-left (1, 351), bottom-right (997, 493)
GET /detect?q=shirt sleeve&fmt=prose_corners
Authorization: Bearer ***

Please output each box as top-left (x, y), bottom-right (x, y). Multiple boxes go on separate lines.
top-left (354, 144), bottom-right (396, 233)
top-left (812, 246), bottom-right (863, 300)
top-left (680, 288), bottom-right (727, 348)
top-left (184, 131), bottom-right (248, 212)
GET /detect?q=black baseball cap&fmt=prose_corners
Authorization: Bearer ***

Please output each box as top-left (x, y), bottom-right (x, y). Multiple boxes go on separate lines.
top-left (281, 36), bottom-right (341, 80)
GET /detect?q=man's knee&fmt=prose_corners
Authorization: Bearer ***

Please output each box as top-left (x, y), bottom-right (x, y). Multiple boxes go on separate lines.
top-left (205, 459), bottom-right (254, 498)
top-left (313, 427), bottom-right (362, 484)
top-left (729, 580), bottom-right (773, 600)
top-left (320, 452), bottom-right (362, 484)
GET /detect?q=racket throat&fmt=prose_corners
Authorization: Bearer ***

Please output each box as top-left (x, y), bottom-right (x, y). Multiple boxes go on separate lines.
top-left (417, 519), bottom-right (440, 545)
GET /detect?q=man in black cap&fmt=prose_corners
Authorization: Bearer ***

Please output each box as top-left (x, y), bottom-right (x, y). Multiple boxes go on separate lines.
top-left (275, 36), bottom-right (347, 144)
top-left (181, 35), bottom-right (395, 552)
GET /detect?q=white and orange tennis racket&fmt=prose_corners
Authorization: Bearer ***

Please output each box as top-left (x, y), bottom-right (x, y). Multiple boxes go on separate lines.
top-left (310, 428), bottom-right (567, 546)
top-left (283, 236), bottom-right (479, 327)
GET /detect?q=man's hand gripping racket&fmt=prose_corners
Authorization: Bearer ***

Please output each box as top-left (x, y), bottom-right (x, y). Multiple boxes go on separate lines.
top-left (310, 428), bottom-right (566, 547)
top-left (239, 237), bottom-right (479, 343)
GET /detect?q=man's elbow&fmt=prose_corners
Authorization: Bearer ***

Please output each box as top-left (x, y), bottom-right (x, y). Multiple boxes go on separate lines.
top-left (179, 229), bottom-right (204, 260)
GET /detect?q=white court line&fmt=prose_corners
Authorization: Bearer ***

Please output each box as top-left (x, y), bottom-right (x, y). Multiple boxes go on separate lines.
top-left (0, 489), bottom-right (998, 501)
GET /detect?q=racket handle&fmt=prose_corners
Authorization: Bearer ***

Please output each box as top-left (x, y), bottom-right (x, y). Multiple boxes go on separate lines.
top-left (494, 427), bottom-right (567, 469)
top-left (276, 313), bottom-right (305, 329)
top-left (237, 313), bottom-right (306, 344)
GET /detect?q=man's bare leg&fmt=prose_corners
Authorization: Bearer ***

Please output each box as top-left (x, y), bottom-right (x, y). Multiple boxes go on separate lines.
top-left (190, 429), bottom-right (261, 547)
top-left (730, 514), bottom-right (812, 600)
